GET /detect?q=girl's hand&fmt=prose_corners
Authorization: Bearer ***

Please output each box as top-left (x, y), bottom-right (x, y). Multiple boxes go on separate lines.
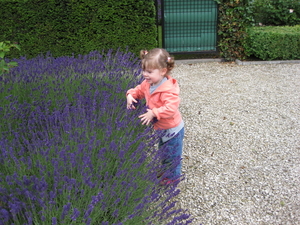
top-left (139, 109), bottom-right (155, 125)
top-left (127, 94), bottom-right (138, 109)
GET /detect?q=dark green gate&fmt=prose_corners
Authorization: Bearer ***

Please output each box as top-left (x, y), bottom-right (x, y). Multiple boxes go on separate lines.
top-left (162, 0), bottom-right (218, 53)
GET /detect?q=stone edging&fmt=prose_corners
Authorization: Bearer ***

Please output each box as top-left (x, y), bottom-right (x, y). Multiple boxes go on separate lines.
top-left (175, 58), bottom-right (300, 65)
top-left (175, 58), bottom-right (225, 65)
top-left (235, 59), bottom-right (300, 66)
top-left (236, 59), bottom-right (300, 65)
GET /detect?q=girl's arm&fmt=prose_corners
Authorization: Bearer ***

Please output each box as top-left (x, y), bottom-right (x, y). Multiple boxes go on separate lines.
top-left (138, 109), bottom-right (155, 125)
top-left (126, 83), bottom-right (145, 100)
top-left (152, 92), bottom-right (180, 120)
top-left (126, 83), bottom-right (146, 109)
top-left (126, 94), bottom-right (137, 109)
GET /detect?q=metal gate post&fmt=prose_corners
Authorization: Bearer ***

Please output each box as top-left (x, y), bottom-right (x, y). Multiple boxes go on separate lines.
top-left (162, 0), bottom-right (165, 50)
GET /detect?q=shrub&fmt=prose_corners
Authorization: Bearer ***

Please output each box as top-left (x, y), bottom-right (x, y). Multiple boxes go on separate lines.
top-left (0, 0), bottom-right (157, 59)
top-left (215, 0), bottom-right (254, 61)
top-left (0, 50), bottom-right (192, 224)
top-left (251, 0), bottom-right (300, 26)
top-left (245, 25), bottom-right (300, 60)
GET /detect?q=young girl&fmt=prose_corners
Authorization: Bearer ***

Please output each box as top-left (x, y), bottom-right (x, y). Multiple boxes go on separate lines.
top-left (126, 48), bottom-right (184, 184)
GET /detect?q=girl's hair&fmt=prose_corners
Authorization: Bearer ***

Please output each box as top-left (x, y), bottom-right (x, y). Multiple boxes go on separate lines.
top-left (140, 48), bottom-right (175, 75)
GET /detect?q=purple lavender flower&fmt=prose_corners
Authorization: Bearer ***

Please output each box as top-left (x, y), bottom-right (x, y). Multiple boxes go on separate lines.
top-left (61, 202), bottom-right (71, 221)
top-left (0, 209), bottom-right (10, 223)
top-left (52, 217), bottom-right (57, 225)
top-left (86, 217), bottom-right (92, 225)
top-left (1, 49), bottom-right (192, 224)
top-left (70, 208), bottom-right (80, 221)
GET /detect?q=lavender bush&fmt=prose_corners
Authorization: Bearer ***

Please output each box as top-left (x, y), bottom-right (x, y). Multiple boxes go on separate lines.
top-left (0, 50), bottom-right (192, 224)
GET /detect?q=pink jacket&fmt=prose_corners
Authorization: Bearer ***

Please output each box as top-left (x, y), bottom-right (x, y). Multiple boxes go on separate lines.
top-left (127, 75), bottom-right (182, 130)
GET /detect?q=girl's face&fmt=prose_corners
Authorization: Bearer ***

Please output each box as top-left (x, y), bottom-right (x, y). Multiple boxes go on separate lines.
top-left (142, 68), bottom-right (167, 86)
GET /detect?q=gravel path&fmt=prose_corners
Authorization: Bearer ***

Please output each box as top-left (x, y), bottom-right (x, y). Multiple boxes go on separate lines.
top-left (173, 62), bottom-right (300, 225)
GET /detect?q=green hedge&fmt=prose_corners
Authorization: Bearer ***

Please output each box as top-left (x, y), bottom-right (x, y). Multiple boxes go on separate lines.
top-left (215, 0), bottom-right (253, 61)
top-left (250, 0), bottom-right (300, 26)
top-left (0, 0), bottom-right (157, 58)
top-left (245, 25), bottom-right (300, 60)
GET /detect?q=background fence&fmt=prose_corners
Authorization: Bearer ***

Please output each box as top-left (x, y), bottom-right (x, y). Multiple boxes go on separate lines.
top-left (162, 0), bottom-right (218, 53)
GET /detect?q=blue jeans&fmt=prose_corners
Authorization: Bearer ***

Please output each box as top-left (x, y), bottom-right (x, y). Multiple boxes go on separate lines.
top-left (158, 127), bottom-right (184, 180)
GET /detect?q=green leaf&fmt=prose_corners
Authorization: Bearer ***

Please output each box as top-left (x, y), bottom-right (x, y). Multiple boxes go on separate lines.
top-left (8, 61), bottom-right (18, 67)
top-left (0, 52), bottom-right (5, 58)
top-left (2, 66), bottom-right (9, 71)
top-left (14, 45), bottom-right (21, 51)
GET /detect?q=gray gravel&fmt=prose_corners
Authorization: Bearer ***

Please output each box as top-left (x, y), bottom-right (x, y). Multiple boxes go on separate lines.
top-left (173, 62), bottom-right (300, 225)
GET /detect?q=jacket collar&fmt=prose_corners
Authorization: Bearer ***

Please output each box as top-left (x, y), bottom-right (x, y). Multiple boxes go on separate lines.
top-left (149, 75), bottom-right (179, 94)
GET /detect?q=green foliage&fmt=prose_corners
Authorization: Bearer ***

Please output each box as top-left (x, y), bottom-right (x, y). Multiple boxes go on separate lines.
top-left (251, 0), bottom-right (300, 26)
top-left (244, 25), bottom-right (300, 60)
top-left (215, 0), bottom-right (254, 61)
top-left (0, 0), bottom-right (157, 59)
top-left (0, 41), bottom-right (20, 78)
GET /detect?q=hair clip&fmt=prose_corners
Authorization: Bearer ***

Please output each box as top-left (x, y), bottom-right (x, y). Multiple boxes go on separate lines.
top-left (167, 57), bottom-right (171, 63)
top-left (144, 50), bottom-right (148, 55)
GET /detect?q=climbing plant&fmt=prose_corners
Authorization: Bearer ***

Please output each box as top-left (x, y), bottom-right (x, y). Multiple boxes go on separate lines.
top-left (214, 0), bottom-right (254, 61)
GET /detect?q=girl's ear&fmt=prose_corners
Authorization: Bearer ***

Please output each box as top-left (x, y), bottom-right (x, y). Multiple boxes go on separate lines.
top-left (161, 68), bottom-right (168, 76)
